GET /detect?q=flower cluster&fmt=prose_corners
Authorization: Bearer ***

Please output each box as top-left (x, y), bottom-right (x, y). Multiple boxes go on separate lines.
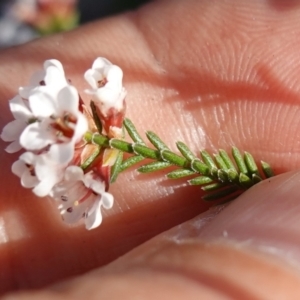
top-left (1, 57), bottom-right (126, 230)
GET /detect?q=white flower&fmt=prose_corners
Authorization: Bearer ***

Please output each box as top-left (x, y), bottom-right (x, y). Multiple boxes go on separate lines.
top-left (50, 166), bottom-right (114, 230)
top-left (84, 57), bottom-right (127, 117)
top-left (20, 85), bottom-right (88, 164)
top-left (1, 59), bottom-right (75, 155)
top-left (1, 95), bottom-right (35, 153)
top-left (12, 151), bottom-right (65, 197)
top-left (19, 59), bottom-right (69, 99)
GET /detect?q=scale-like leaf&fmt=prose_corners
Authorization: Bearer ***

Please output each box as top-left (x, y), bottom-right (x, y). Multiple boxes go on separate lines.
top-left (261, 161), bottom-right (274, 178)
top-left (226, 169), bottom-right (239, 182)
top-left (133, 144), bottom-right (160, 159)
top-left (110, 139), bottom-right (133, 153)
top-left (191, 159), bottom-right (209, 175)
top-left (201, 150), bottom-right (218, 176)
top-left (124, 118), bottom-right (145, 144)
top-left (219, 149), bottom-right (237, 170)
top-left (161, 150), bottom-right (187, 167)
top-left (176, 142), bottom-right (196, 161)
top-left (146, 131), bottom-right (169, 150)
top-left (214, 153), bottom-right (228, 170)
top-left (217, 169), bottom-right (228, 182)
top-left (189, 176), bottom-right (213, 185)
top-left (121, 155), bottom-right (144, 171)
top-left (201, 182), bottom-right (226, 191)
top-left (202, 185), bottom-right (238, 201)
top-left (232, 147), bottom-right (248, 174)
top-left (252, 174), bottom-right (262, 184)
top-left (167, 169), bottom-right (195, 179)
top-left (244, 152), bottom-right (259, 176)
top-left (90, 101), bottom-right (102, 133)
top-left (110, 151), bottom-right (124, 183)
top-left (81, 146), bottom-right (101, 170)
top-left (138, 161), bottom-right (171, 173)
top-left (239, 172), bottom-right (252, 188)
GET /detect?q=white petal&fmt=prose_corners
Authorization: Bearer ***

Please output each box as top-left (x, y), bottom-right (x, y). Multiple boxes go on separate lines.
top-left (73, 113), bottom-right (88, 143)
top-left (21, 172), bottom-right (39, 188)
top-left (89, 179), bottom-right (105, 195)
top-left (5, 140), bottom-right (22, 153)
top-left (101, 192), bottom-right (114, 209)
top-left (1, 119), bottom-right (26, 142)
top-left (19, 86), bottom-right (32, 99)
top-left (20, 122), bottom-right (53, 150)
top-left (52, 181), bottom-right (85, 204)
top-left (56, 86), bottom-right (79, 115)
top-left (33, 175), bottom-right (58, 197)
top-left (9, 95), bottom-right (32, 121)
top-left (85, 199), bottom-right (103, 230)
top-left (92, 57), bottom-right (112, 69)
top-left (62, 204), bottom-right (86, 225)
top-left (29, 90), bottom-right (56, 117)
top-left (35, 155), bottom-right (63, 183)
top-left (64, 166), bottom-right (84, 182)
top-left (106, 65), bottom-right (123, 88)
top-left (84, 69), bottom-right (98, 89)
top-left (44, 65), bottom-right (68, 87)
top-left (44, 59), bottom-right (64, 73)
top-left (19, 151), bottom-right (36, 164)
top-left (95, 87), bottom-right (119, 104)
top-left (48, 143), bottom-right (73, 165)
top-left (11, 160), bottom-right (27, 177)
top-left (82, 171), bottom-right (97, 189)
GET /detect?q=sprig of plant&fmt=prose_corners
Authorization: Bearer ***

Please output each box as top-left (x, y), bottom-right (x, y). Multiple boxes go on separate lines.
top-left (84, 118), bottom-right (274, 203)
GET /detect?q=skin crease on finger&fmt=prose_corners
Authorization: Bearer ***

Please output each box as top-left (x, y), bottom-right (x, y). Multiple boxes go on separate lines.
top-left (1, 0), bottom-right (300, 296)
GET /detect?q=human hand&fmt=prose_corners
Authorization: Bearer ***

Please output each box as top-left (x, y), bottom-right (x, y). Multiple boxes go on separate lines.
top-left (2, 0), bottom-right (300, 298)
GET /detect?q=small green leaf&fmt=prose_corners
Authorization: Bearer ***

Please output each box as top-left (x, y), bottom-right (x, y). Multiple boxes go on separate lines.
top-left (110, 139), bottom-right (134, 153)
top-left (87, 133), bottom-right (109, 147)
top-left (201, 182), bottom-right (226, 192)
top-left (189, 176), bottom-right (213, 185)
top-left (110, 151), bottom-right (124, 183)
top-left (201, 150), bottom-right (217, 172)
top-left (90, 101), bottom-right (102, 133)
top-left (214, 154), bottom-right (228, 170)
top-left (239, 172), bottom-right (253, 188)
top-left (121, 155), bottom-right (144, 171)
top-left (167, 169), bottom-right (195, 179)
top-left (123, 118), bottom-right (145, 144)
top-left (252, 174), bottom-right (262, 184)
top-left (244, 152), bottom-right (259, 175)
top-left (191, 159), bottom-right (209, 175)
top-left (161, 150), bottom-right (187, 167)
top-left (202, 186), bottom-right (238, 201)
top-left (176, 142), bottom-right (196, 161)
top-left (261, 161), bottom-right (274, 178)
top-left (226, 169), bottom-right (239, 182)
top-left (219, 149), bottom-right (236, 170)
top-left (146, 131), bottom-right (169, 150)
top-left (217, 169), bottom-right (228, 182)
top-left (138, 161), bottom-right (171, 173)
top-left (133, 144), bottom-right (161, 159)
top-left (232, 147), bottom-right (248, 174)
top-left (80, 146), bottom-right (101, 170)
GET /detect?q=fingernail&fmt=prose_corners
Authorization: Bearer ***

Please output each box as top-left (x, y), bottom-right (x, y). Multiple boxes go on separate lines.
top-left (167, 170), bottom-right (300, 267)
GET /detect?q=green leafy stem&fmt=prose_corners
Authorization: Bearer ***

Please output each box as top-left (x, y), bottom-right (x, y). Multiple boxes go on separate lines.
top-left (84, 118), bottom-right (274, 203)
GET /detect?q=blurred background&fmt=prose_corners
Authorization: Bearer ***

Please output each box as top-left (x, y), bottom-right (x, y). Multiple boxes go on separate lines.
top-left (0, 0), bottom-right (150, 48)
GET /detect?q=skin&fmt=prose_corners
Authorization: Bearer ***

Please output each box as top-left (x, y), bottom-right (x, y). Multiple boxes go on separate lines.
top-left (1, 0), bottom-right (300, 298)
